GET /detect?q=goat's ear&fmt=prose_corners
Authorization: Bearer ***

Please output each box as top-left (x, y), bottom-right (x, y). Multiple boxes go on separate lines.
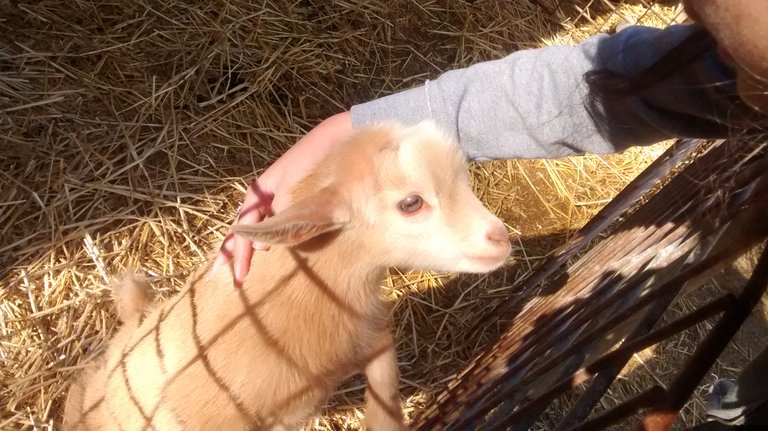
top-left (232, 189), bottom-right (349, 246)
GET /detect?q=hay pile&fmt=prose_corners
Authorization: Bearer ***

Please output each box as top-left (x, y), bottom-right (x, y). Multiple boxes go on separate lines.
top-left (2, 1), bottom-right (747, 430)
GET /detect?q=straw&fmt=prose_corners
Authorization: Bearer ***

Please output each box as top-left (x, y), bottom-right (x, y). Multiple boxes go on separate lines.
top-left (2, 1), bottom-right (753, 429)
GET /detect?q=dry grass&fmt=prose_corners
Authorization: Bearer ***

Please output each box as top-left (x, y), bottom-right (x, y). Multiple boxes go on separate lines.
top-left (1, 0), bottom-right (756, 430)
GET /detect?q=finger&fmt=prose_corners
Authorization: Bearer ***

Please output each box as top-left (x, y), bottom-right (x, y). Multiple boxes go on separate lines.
top-left (232, 182), bottom-right (275, 288)
top-left (209, 231), bottom-right (236, 279)
top-left (253, 242), bottom-right (271, 251)
top-left (232, 207), bottom-right (261, 289)
top-left (233, 238), bottom-right (254, 290)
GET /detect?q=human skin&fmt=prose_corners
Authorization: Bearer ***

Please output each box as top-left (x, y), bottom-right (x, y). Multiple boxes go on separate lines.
top-left (215, 0), bottom-right (768, 286)
top-left (210, 112), bottom-right (353, 288)
top-left (682, 0), bottom-right (768, 112)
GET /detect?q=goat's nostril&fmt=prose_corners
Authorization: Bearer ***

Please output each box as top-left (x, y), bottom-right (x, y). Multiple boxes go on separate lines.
top-left (486, 225), bottom-right (510, 247)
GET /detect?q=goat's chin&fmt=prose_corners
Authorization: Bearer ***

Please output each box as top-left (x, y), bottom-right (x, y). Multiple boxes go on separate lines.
top-left (457, 255), bottom-right (509, 273)
top-left (418, 254), bottom-right (508, 274)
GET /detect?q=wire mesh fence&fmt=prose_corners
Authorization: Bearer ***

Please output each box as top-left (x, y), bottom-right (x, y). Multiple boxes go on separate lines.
top-left (413, 135), bottom-right (768, 430)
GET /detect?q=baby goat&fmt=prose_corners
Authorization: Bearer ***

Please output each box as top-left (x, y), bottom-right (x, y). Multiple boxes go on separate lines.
top-left (63, 121), bottom-right (511, 430)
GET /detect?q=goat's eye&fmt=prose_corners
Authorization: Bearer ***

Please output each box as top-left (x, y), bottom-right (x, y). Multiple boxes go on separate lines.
top-left (398, 195), bottom-right (423, 213)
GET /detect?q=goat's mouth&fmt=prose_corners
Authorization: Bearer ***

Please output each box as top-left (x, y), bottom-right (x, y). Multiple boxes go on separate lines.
top-left (465, 253), bottom-right (510, 268)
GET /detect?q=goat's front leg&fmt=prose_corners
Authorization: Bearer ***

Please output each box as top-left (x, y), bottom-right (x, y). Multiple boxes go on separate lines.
top-left (364, 331), bottom-right (406, 431)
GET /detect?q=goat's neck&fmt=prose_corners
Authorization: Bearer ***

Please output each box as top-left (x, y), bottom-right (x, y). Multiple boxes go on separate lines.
top-left (242, 231), bottom-right (388, 318)
top-left (187, 232), bottom-right (389, 379)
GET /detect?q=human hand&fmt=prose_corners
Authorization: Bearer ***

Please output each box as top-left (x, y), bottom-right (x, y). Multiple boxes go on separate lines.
top-left (211, 112), bottom-right (354, 288)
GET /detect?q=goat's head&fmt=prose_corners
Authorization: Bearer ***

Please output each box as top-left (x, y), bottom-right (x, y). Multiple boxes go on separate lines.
top-left (234, 121), bottom-right (511, 273)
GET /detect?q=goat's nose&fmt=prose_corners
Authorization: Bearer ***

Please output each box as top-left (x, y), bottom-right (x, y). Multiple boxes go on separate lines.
top-left (486, 224), bottom-right (510, 248)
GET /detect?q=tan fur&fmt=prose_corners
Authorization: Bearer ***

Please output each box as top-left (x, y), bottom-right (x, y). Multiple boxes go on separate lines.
top-left (62, 121), bottom-right (511, 430)
top-left (113, 275), bottom-right (153, 325)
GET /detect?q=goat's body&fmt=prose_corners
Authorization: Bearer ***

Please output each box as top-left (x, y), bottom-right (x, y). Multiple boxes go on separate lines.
top-left (65, 240), bottom-right (391, 430)
top-left (64, 121), bottom-right (511, 430)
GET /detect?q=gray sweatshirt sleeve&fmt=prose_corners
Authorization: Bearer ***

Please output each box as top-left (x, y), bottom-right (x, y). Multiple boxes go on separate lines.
top-left (350, 25), bottom-right (738, 161)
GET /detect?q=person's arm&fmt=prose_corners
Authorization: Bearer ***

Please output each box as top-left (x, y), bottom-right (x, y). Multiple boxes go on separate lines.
top-left (351, 24), bottom-right (737, 161)
top-left (217, 24), bottom-right (739, 287)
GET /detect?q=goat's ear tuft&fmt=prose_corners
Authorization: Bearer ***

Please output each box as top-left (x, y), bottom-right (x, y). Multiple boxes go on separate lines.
top-left (232, 189), bottom-right (349, 246)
